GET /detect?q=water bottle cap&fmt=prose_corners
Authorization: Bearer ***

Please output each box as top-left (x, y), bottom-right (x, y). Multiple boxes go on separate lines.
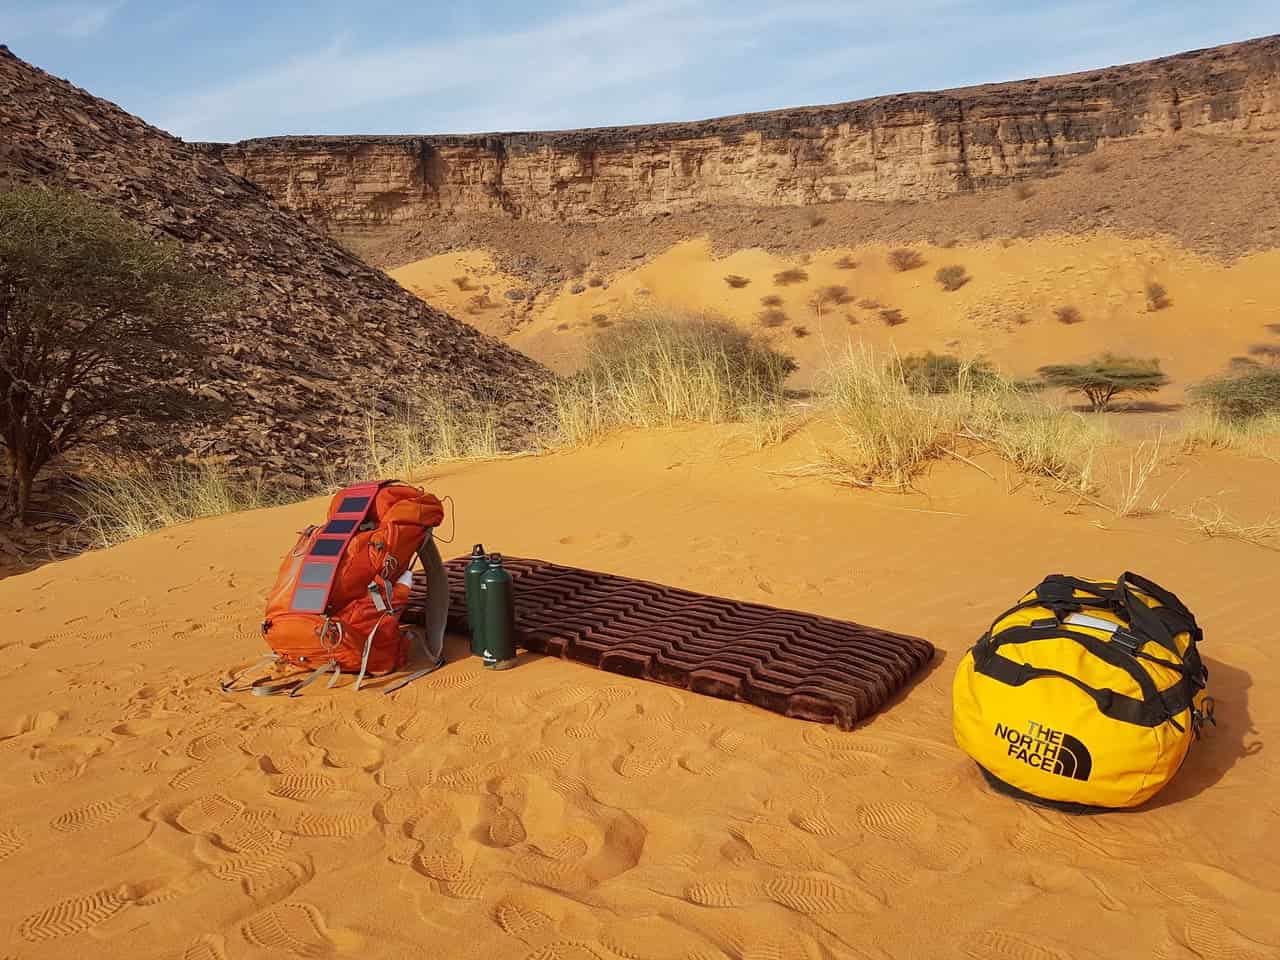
top-left (471, 543), bottom-right (485, 556)
top-left (488, 553), bottom-right (503, 565)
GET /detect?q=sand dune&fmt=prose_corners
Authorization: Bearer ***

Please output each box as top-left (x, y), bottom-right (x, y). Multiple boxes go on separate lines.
top-left (389, 236), bottom-right (1280, 397)
top-left (1, 424), bottom-right (1278, 958)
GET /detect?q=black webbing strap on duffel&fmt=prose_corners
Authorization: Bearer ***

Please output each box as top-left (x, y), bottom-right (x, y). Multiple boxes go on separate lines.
top-left (971, 572), bottom-right (1205, 730)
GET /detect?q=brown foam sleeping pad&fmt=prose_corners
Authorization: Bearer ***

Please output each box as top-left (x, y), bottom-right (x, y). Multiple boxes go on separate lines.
top-left (404, 557), bottom-right (934, 729)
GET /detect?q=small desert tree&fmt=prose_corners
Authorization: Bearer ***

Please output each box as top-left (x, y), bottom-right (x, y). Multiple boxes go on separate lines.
top-left (1190, 368), bottom-right (1280, 422)
top-left (1035, 354), bottom-right (1169, 412)
top-left (0, 187), bottom-right (222, 520)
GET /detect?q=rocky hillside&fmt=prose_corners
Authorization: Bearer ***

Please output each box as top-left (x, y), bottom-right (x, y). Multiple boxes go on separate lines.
top-left (204, 35), bottom-right (1279, 232)
top-left (0, 45), bottom-right (551, 490)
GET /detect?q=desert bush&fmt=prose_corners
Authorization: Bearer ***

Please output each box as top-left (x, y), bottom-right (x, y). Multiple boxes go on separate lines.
top-left (888, 248), bottom-right (924, 272)
top-left (451, 275), bottom-right (476, 291)
top-left (0, 187), bottom-right (225, 520)
top-left (792, 326), bottom-right (810, 339)
top-left (73, 462), bottom-right (284, 548)
top-left (725, 274), bottom-right (751, 288)
top-left (552, 311), bottom-right (795, 445)
top-left (879, 308), bottom-right (907, 326)
top-left (1146, 282), bottom-right (1170, 311)
top-left (834, 255), bottom-right (859, 269)
top-left (466, 293), bottom-right (493, 312)
top-left (587, 276), bottom-right (605, 288)
top-left (773, 268), bottom-right (809, 286)
top-left (858, 298), bottom-right (882, 310)
top-left (892, 352), bottom-right (997, 395)
top-left (504, 289), bottom-right (527, 301)
top-left (1189, 367), bottom-right (1280, 423)
top-left (1036, 354), bottom-right (1169, 412)
top-left (935, 265), bottom-right (971, 292)
top-left (1054, 305), bottom-right (1083, 324)
top-left (591, 314), bottom-right (611, 327)
top-left (758, 308), bottom-right (788, 328)
top-left (760, 295), bottom-right (784, 308)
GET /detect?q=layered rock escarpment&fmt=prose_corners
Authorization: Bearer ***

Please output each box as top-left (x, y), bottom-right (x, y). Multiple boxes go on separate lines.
top-left (0, 46), bottom-right (551, 487)
top-left (204, 35), bottom-right (1279, 229)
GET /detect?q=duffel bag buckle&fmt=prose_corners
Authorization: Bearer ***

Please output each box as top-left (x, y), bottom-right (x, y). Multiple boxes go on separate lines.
top-left (1111, 629), bottom-right (1143, 654)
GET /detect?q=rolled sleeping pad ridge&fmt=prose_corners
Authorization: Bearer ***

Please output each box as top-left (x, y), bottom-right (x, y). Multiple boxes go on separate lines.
top-left (464, 543), bottom-right (489, 656)
top-left (480, 554), bottom-right (517, 670)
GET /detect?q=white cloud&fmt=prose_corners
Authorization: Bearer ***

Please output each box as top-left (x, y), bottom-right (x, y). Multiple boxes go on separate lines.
top-left (152, 0), bottom-right (890, 139)
top-left (142, 0), bottom-right (1280, 142)
top-left (0, 1), bottom-right (122, 39)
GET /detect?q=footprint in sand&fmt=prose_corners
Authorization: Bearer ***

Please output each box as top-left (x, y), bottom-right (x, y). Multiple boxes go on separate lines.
top-left (308, 719), bottom-right (385, 769)
top-left (494, 892), bottom-right (563, 943)
top-left (173, 794), bottom-right (245, 835)
top-left (242, 902), bottom-right (337, 956)
top-left (729, 822), bottom-right (823, 871)
top-left (524, 942), bottom-right (606, 960)
top-left (614, 739), bottom-right (669, 780)
top-left (268, 773), bottom-right (339, 802)
top-left (215, 855), bottom-right (311, 899)
top-left (856, 800), bottom-right (937, 843)
top-left (1176, 906), bottom-right (1276, 960)
top-left (293, 810), bottom-right (372, 839)
top-left (682, 878), bottom-right (754, 908)
top-left (19, 887), bottom-right (131, 942)
top-left (598, 916), bottom-right (719, 960)
top-left (51, 794), bottom-right (137, 833)
top-left (181, 935), bottom-right (228, 960)
top-left (962, 930), bottom-right (1071, 960)
top-left (0, 826), bottom-right (28, 863)
top-left (761, 874), bottom-right (879, 914)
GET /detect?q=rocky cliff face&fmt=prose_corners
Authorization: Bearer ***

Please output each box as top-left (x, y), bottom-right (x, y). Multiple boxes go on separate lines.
top-left (204, 36), bottom-right (1280, 229)
top-left (0, 46), bottom-right (551, 488)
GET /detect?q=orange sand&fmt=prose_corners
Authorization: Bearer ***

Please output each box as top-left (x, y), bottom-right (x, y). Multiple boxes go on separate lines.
top-left (1, 424), bottom-right (1278, 958)
top-left (389, 236), bottom-right (1280, 396)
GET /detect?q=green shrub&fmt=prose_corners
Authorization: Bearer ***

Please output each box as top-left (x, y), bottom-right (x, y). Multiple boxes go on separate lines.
top-left (1189, 368), bottom-right (1280, 423)
top-left (892, 352), bottom-right (997, 395)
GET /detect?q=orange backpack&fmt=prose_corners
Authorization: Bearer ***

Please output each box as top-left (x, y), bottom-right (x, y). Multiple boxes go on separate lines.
top-left (224, 480), bottom-right (449, 697)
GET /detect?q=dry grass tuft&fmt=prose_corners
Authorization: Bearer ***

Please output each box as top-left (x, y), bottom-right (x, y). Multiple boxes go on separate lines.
top-left (1176, 498), bottom-right (1280, 549)
top-left (724, 274), bottom-right (751, 288)
top-left (364, 393), bottom-right (502, 479)
top-left (1054, 305), bottom-right (1083, 325)
top-left (73, 462), bottom-right (284, 548)
top-left (760, 294), bottom-right (784, 308)
top-left (833, 255), bottom-right (859, 269)
top-left (814, 347), bottom-right (1100, 492)
top-left (551, 309), bottom-right (795, 447)
top-left (1110, 431), bottom-right (1169, 518)
top-left (758, 308), bottom-right (788, 328)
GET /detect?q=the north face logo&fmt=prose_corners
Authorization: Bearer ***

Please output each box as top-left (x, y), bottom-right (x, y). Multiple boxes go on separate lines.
top-left (993, 720), bottom-right (1092, 781)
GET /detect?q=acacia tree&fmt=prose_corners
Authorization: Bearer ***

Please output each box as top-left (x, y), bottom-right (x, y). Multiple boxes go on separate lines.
top-left (1036, 354), bottom-right (1170, 412)
top-left (0, 187), bottom-right (222, 521)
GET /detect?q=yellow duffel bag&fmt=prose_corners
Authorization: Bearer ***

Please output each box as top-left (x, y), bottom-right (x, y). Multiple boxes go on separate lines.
top-left (953, 572), bottom-right (1212, 809)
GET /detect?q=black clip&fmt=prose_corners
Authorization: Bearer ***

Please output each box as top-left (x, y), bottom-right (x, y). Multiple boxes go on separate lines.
top-left (1110, 629), bottom-right (1143, 654)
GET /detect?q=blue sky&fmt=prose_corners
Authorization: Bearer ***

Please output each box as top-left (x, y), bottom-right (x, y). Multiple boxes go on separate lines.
top-left (3, 1), bottom-right (1276, 142)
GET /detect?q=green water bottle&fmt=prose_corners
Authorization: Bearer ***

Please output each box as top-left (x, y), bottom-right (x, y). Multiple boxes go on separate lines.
top-left (464, 544), bottom-right (489, 656)
top-left (479, 554), bottom-right (517, 670)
